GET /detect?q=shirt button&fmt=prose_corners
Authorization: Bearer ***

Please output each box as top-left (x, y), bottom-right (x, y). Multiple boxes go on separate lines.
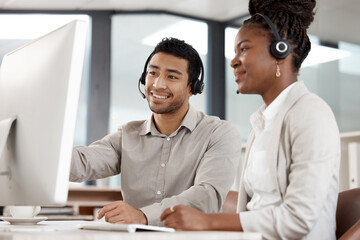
top-left (157, 191), bottom-right (161, 195)
top-left (161, 163), bottom-right (165, 167)
top-left (166, 137), bottom-right (170, 141)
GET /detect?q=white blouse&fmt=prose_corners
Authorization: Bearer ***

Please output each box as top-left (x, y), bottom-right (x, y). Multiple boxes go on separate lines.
top-left (243, 82), bottom-right (296, 211)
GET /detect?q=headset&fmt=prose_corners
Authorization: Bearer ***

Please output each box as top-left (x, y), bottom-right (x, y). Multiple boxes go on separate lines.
top-left (255, 13), bottom-right (291, 59)
top-left (138, 51), bottom-right (205, 99)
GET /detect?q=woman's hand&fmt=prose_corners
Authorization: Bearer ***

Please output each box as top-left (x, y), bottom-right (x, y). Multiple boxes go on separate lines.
top-left (160, 205), bottom-right (243, 231)
top-left (160, 205), bottom-right (211, 230)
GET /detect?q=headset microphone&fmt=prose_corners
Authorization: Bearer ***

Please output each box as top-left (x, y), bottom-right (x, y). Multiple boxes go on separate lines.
top-left (236, 90), bottom-right (239, 94)
top-left (138, 79), bottom-right (146, 99)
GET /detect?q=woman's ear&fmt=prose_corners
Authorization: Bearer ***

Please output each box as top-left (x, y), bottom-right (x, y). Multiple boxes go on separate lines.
top-left (276, 58), bottom-right (286, 65)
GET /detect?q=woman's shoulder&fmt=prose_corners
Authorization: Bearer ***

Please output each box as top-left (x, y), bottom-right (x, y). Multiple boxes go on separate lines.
top-left (289, 92), bottom-right (334, 118)
top-left (284, 92), bottom-right (339, 136)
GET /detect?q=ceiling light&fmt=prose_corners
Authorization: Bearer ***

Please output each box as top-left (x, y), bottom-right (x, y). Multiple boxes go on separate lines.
top-left (302, 45), bottom-right (350, 68)
top-left (141, 20), bottom-right (208, 55)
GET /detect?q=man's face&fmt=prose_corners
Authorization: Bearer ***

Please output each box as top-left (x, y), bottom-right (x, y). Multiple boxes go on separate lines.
top-left (145, 52), bottom-right (192, 115)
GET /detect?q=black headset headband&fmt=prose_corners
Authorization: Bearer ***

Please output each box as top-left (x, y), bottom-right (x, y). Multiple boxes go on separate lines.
top-left (138, 50), bottom-right (204, 98)
top-left (255, 13), bottom-right (282, 41)
top-left (254, 13), bottom-right (291, 59)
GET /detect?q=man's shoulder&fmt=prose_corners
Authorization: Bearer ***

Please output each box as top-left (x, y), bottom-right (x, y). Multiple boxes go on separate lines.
top-left (118, 120), bottom-right (148, 132)
top-left (197, 112), bottom-right (239, 133)
top-left (193, 112), bottom-right (241, 148)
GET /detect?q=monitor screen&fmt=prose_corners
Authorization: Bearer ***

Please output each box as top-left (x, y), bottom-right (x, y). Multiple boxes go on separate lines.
top-left (0, 20), bottom-right (87, 206)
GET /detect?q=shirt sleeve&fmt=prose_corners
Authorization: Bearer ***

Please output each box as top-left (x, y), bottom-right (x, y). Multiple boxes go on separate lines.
top-left (140, 121), bottom-right (242, 225)
top-left (240, 96), bottom-right (340, 239)
top-left (69, 129), bottom-right (122, 182)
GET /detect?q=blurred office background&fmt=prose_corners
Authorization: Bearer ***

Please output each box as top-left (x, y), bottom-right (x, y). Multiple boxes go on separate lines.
top-left (0, 0), bottom-right (359, 190)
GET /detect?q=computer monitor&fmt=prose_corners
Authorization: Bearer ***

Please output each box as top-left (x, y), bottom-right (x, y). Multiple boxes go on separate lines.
top-left (0, 20), bottom-right (87, 206)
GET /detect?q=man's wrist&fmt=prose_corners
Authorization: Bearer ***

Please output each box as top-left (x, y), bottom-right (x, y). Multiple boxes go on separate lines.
top-left (139, 210), bottom-right (148, 225)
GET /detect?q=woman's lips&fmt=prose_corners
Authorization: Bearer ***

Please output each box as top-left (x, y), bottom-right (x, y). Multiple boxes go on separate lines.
top-left (234, 71), bottom-right (245, 83)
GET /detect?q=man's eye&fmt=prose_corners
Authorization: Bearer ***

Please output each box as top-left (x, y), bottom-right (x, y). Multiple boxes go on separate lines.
top-left (169, 75), bottom-right (178, 80)
top-left (148, 71), bottom-right (156, 76)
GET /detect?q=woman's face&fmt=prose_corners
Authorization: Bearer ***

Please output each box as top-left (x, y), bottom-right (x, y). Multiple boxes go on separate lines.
top-left (231, 26), bottom-right (278, 97)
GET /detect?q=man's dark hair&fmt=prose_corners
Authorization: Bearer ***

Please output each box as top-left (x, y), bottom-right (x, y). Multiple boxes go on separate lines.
top-left (148, 37), bottom-right (202, 85)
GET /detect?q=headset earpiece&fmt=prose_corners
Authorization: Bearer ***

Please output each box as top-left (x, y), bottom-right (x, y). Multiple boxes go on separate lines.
top-left (191, 78), bottom-right (204, 95)
top-left (139, 54), bottom-right (152, 86)
top-left (255, 13), bottom-right (291, 59)
top-left (139, 72), bottom-right (146, 85)
top-left (138, 55), bottom-right (152, 98)
top-left (271, 39), bottom-right (291, 59)
top-left (190, 55), bottom-right (205, 95)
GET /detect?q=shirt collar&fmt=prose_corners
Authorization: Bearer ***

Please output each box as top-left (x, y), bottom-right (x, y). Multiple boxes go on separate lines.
top-left (250, 105), bottom-right (266, 137)
top-left (263, 82), bottom-right (297, 122)
top-left (250, 82), bottom-right (297, 134)
top-left (139, 105), bottom-right (198, 136)
top-left (180, 106), bottom-right (197, 132)
top-left (139, 116), bottom-right (157, 136)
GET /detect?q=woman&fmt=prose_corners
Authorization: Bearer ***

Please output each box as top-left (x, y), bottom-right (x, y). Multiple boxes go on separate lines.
top-left (160, 0), bottom-right (340, 239)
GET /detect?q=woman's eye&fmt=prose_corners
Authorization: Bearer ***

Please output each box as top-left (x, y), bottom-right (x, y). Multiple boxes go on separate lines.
top-left (240, 47), bottom-right (247, 52)
top-left (148, 71), bottom-right (156, 76)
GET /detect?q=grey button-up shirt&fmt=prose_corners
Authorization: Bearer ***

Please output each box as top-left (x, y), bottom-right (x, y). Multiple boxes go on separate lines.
top-left (70, 106), bottom-right (241, 225)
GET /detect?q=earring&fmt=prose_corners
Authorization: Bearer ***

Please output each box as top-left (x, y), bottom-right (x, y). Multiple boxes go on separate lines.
top-left (276, 64), bottom-right (281, 78)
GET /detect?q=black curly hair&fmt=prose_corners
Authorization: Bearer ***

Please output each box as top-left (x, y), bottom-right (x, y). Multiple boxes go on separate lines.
top-left (244, 0), bottom-right (316, 72)
top-left (148, 37), bottom-right (202, 86)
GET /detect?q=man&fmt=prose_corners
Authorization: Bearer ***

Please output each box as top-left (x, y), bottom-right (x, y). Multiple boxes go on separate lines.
top-left (70, 38), bottom-right (241, 226)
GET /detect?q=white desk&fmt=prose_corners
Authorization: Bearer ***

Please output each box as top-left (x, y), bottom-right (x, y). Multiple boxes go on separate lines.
top-left (0, 220), bottom-right (262, 240)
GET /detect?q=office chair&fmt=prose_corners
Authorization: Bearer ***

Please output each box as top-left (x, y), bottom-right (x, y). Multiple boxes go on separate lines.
top-left (222, 190), bottom-right (238, 213)
top-left (336, 187), bottom-right (360, 240)
top-left (222, 188), bottom-right (360, 239)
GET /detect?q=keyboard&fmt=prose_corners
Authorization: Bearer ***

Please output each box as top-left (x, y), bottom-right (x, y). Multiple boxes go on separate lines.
top-left (77, 221), bottom-right (175, 233)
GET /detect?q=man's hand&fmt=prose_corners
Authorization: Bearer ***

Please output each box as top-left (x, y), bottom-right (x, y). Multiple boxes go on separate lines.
top-left (97, 200), bottom-right (148, 225)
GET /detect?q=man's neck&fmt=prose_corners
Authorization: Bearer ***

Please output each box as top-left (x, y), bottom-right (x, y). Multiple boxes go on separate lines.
top-left (153, 105), bottom-right (189, 136)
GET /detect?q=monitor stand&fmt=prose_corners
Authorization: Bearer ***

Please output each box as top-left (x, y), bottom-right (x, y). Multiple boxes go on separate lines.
top-left (0, 116), bottom-right (16, 178)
